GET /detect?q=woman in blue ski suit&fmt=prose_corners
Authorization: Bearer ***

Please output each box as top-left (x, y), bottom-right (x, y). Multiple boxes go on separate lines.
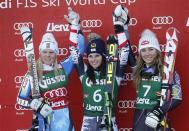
top-left (16, 27), bottom-right (84, 131)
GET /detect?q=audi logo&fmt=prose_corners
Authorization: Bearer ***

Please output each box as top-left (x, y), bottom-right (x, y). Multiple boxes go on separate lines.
top-left (15, 103), bottom-right (31, 111)
top-left (14, 76), bottom-right (24, 84)
top-left (131, 45), bottom-right (138, 54)
top-left (118, 100), bottom-right (136, 109)
top-left (152, 16), bottom-right (173, 25)
top-left (129, 17), bottom-right (137, 26)
top-left (44, 87), bottom-right (68, 98)
top-left (14, 49), bottom-right (25, 58)
top-left (58, 48), bottom-right (68, 56)
top-left (171, 128), bottom-right (176, 131)
top-left (81, 19), bottom-right (102, 28)
top-left (119, 128), bottom-right (132, 131)
top-left (123, 73), bottom-right (133, 82)
top-left (13, 22), bottom-right (33, 34)
top-left (16, 129), bottom-right (28, 131)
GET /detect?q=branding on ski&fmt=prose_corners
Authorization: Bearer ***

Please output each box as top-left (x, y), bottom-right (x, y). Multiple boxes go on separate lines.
top-left (106, 43), bottom-right (117, 85)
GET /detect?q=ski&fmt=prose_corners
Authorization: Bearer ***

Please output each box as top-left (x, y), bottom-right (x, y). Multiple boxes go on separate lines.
top-left (160, 27), bottom-right (179, 106)
top-left (102, 35), bottom-right (118, 131)
top-left (20, 26), bottom-right (40, 98)
top-left (20, 26), bottom-right (45, 131)
top-left (160, 27), bottom-right (179, 129)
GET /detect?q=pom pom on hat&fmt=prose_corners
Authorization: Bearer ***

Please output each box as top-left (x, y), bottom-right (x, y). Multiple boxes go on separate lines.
top-left (39, 33), bottom-right (59, 54)
top-left (138, 29), bottom-right (160, 52)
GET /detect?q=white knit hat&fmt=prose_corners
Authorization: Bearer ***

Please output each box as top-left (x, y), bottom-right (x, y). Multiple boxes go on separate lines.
top-left (39, 33), bottom-right (59, 54)
top-left (138, 29), bottom-right (160, 52)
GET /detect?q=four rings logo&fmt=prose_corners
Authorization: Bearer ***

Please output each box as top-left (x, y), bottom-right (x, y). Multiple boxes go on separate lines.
top-left (14, 49), bottom-right (25, 58)
top-left (44, 87), bottom-right (68, 98)
top-left (118, 100), bottom-right (136, 109)
top-left (119, 128), bottom-right (132, 131)
top-left (14, 76), bottom-right (24, 84)
top-left (58, 48), bottom-right (68, 56)
top-left (16, 129), bottom-right (28, 131)
top-left (129, 18), bottom-right (137, 26)
top-left (81, 19), bottom-right (102, 28)
top-left (152, 16), bottom-right (174, 25)
top-left (15, 103), bottom-right (31, 111)
top-left (123, 73), bottom-right (133, 82)
top-left (121, 72), bottom-right (133, 86)
top-left (13, 22), bottom-right (33, 35)
top-left (131, 44), bottom-right (138, 54)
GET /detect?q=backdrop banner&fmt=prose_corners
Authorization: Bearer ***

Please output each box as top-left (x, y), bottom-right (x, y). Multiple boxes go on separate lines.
top-left (0, 0), bottom-right (188, 130)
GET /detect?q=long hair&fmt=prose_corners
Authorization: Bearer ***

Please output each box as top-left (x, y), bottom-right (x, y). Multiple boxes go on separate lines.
top-left (133, 50), bottom-right (163, 89)
top-left (36, 56), bottom-right (62, 81)
top-left (86, 55), bottom-right (106, 84)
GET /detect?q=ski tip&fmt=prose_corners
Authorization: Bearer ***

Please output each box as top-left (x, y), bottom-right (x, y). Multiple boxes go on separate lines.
top-left (20, 26), bottom-right (31, 35)
top-left (166, 27), bottom-right (179, 41)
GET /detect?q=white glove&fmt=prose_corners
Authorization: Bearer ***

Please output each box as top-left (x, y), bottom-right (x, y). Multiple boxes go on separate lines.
top-left (30, 99), bottom-right (53, 118)
top-left (145, 112), bottom-right (160, 129)
top-left (64, 7), bottom-right (80, 30)
top-left (113, 5), bottom-right (129, 26)
top-left (87, 32), bottom-right (101, 42)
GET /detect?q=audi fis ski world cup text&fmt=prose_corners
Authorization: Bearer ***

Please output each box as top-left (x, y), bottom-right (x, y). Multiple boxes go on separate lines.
top-left (0, 0), bottom-right (136, 9)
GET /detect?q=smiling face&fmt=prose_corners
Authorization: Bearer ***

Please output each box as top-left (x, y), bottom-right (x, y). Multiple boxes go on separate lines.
top-left (40, 49), bottom-right (56, 66)
top-left (87, 53), bottom-right (103, 69)
top-left (140, 47), bottom-right (158, 66)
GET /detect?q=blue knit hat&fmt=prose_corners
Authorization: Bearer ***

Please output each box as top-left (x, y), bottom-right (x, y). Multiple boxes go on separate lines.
top-left (86, 38), bottom-right (106, 56)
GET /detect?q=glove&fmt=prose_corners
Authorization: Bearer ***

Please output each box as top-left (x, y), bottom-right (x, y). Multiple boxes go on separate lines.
top-left (69, 45), bottom-right (79, 64)
top-left (145, 107), bottom-right (164, 129)
top-left (113, 5), bottom-right (129, 26)
top-left (30, 99), bottom-right (53, 118)
top-left (87, 32), bottom-right (101, 42)
top-left (64, 7), bottom-right (80, 30)
top-left (119, 45), bottom-right (129, 66)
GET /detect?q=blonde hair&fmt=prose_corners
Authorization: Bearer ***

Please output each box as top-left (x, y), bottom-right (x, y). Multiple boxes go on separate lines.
top-left (133, 51), bottom-right (163, 89)
top-left (36, 57), bottom-right (62, 81)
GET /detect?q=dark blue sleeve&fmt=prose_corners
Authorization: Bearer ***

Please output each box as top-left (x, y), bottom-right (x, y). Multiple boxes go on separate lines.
top-left (161, 71), bottom-right (182, 112)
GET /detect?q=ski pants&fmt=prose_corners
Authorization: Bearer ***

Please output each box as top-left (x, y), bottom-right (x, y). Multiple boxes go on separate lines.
top-left (81, 116), bottom-right (118, 131)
